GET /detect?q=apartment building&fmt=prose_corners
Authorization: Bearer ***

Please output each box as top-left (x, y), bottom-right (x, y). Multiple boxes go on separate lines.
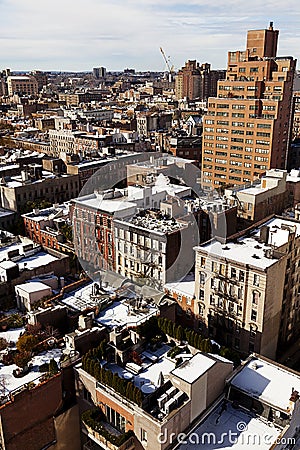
top-left (179, 354), bottom-right (300, 450)
top-left (225, 168), bottom-right (288, 222)
top-left (292, 91), bottom-right (300, 140)
top-left (76, 325), bottom-right (233, 450)
top-left (202, 23), bottom-right (296, 189)
top-left (72, 191), bottom-right (137, 272)
top-left (198, 63), bottom-right (226, 102)
top-left (175, 61), bottom-right (225, 102)
top-left (168, 136), bottom-right (202, 163)
top-left (114, 209), bottom-right (190, 290)
top-left (22, 203), bottom-right (71, 251)
top-left (194, 216), bottom-right (300, 359)
top-left (0, 165), bottom-right (79, 212)
top-left (175, 60), bottom-right (201, 101)
top-left (72, 174), bottom-right (192, 274)
top-left (136, 112), bottom-right (172, 137)
top-left (7, 75), bottom-right (38, 96)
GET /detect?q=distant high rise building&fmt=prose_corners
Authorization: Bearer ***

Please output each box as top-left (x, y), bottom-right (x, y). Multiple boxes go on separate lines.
top-left (201, 23), bottom-right (296, 189)
top-left (175, 61), bottom-right (225, 101)
top-left (175, 60), bottom-right (201, 101)
top-left (30, 70), bottom-right (48, 91)
top-left (93, 67), bottom-right (106, 79)
top-left (7, 75), bottom-right (38, 96)
top-left (199, 63), bottom-right (226, 102)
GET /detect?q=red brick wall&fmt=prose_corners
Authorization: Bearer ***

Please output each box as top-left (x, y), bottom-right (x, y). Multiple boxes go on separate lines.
top-left (96, 390), bottom-right (134, 432)
top-left (0, 374), bottom-right (63, 450)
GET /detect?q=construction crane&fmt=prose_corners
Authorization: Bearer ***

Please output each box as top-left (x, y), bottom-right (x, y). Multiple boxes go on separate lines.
top-left (159, 47), bottom-right (174, 81)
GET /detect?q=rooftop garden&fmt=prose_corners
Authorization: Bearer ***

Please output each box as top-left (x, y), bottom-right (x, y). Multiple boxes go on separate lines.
top-left (81, 340), bottom-right (143, 406)
top-left (138, 316), bottom-right (241, 366)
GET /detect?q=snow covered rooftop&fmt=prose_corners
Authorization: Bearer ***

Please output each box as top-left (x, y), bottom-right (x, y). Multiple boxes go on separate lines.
top-left (231, 356), bottom-right (300, 412)
top-left (61, 283), bottom-right (103, 311)
top-left (0, 208), bottom-right (14, 218)
top-left (15, 281), bottom-right (52, 294)
top-left (178, 402), bottom-right (282, 450)
top-left (0, 327), bottom-right (24, 345)
top-left (171, 353), bottom-right (216, 383)
top-left (196, 217), bottom-right (300, 269)
top-left (107, 345), bottom-right (177, 391)
top-left (128, 212), bottom-right (186, 234)
top-left (164, 272), bottom-right (195, 298)
top-left (96, 299), bottom-right (158, 329)
top-left (17, 252), bottom-right (59, 270)
top-left (252, 217), bottom-right (300, 248)
top-left (74, 194), bottom-right (137, 215)
top-left (61, 282), bottom-right (158, 328)
top-left (197, 238), bottom-right (279, 270)
top-left (0, 348), bottom-right (62, 400)
top-left (287, 169), bottom-right (300, 183)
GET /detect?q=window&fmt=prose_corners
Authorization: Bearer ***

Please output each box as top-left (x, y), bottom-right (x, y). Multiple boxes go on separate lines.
top-left (199, 289), bottom-right (204, 300)
top-left (141, 429), bottom-right (148, 443)
top-left (106, 406), bottom-right (126, 433)
top-left (253, 274), bottom-right (260, 286)
top-left (219, 264), bottom-right (225, 275)
top-left (83, 387), bottom-right (92, 403)
top-left (199, 272), bottom-right (205, 284)
top-left (231, 268), bottom-right (236, 278)
top-left (200, 257), bottom-right (206, 268)
top-left (209, 295), bottom-right (215, 305)
top-left (251, 309), bottom-right (257, 321)
top-left (252, 291), bottom-right (259, 305)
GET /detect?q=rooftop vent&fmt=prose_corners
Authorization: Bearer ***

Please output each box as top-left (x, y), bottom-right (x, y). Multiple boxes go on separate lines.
top-left (252, 254), bottom-right (260, 259)
top-left (251, 361), bottom-right (258, 370)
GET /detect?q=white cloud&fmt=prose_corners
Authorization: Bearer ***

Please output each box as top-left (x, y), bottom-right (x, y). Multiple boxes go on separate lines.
top-left (0, 0), bottom-right (299, 70)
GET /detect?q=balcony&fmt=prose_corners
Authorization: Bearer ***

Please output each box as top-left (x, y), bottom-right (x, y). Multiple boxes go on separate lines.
top-left (82, 409), bottom-right (135, 450)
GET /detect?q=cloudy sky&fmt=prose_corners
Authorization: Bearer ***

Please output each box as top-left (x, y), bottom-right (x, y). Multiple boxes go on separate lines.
top-left (0, 0), bottom-right (299, 72)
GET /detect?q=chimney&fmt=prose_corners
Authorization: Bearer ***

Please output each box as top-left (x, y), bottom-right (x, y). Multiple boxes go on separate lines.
top-left (269, 21), bottom-right (274, 30)
top-left (259, 225), bottom-right (269, 244)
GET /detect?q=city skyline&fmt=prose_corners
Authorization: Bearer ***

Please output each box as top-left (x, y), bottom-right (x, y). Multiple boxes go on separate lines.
top-left (0, 0), bottom-right (299, 72)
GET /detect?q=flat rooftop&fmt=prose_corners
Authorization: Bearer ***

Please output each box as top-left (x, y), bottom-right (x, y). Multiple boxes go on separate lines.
top-left (196, 238), bottom-right (279, 270)
top-left (127, 212), bottom-right (186, 234)
top-left (96, 299), bottom-right (158, 329)
top-left (253, 216), bottom-right (300, 248)
top-left (131, 156), bottom-right (194, 168)
top-left (231, 356), bottom-right (300, 413)
top-left (17, 252), bottom-right (59, 270)
top-left (196, 217), bottom-right (300, 270)
top-left (178, 402), bottom-right (282, 450)
top-left (61, 282), bottom-right (158, 328)
top-left (107, 345), bottom-right (178, 391)
top-left (0, 348), bottom-right (62, 401)
top-left (171, 353), bottom-right (216, 383)
top-left (74, 194), bottom-right (136, 215)
top-left (15, 281), bottom-right (51, 294)
top-left (164, 272), bottom-right (195, 298)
